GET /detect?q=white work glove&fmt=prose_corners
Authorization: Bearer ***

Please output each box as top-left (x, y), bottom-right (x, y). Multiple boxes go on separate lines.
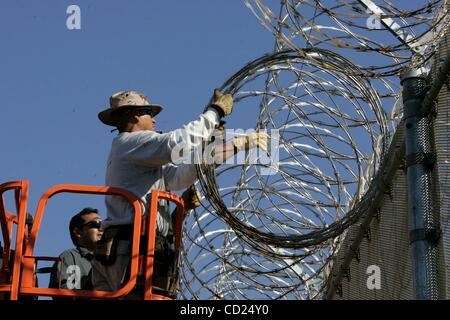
top-left (233, 132), bottom-right (269, 152)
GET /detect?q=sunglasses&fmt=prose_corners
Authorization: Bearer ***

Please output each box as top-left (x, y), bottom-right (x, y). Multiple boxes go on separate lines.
top-left (128, 108), bottom-right (155, 118)
top-left (141, 109), bottom-right (156, 117)
top-left (82, 220), bottom-right (102, 230)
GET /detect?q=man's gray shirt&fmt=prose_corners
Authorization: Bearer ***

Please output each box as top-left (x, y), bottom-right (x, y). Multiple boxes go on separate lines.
top-left (49, 246), bottom-right (93, 290)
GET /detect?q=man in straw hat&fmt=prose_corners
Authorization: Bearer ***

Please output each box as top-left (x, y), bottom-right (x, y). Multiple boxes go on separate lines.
top-left (94, 89), bottom-right (268, 297)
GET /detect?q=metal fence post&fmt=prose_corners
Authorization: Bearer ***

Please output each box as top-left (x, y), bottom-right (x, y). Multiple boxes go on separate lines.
top-left (401, 67), bottom-right (439, 300)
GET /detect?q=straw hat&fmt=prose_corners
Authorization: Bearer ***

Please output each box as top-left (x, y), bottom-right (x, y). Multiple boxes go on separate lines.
top-left (98, 91), bottom-right (163, 126)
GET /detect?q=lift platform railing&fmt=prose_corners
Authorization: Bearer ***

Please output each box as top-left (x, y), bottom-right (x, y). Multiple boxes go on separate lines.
top-left (0, 181), bottom-right (185, 300)
top-left (144, 190), bottom-right (184, 300)
top-left (0, 180), bottom-right (29, 299)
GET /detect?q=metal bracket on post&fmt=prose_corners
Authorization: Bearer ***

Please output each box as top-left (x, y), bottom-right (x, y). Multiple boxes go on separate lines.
top-left (374, 208), bottom-right (381, 223)
top-left (410, 228), bottom-right (442, 245)
top-left (349, 245), bottom-right (360, 263)
top-left (343, 268), bottom-right (351, 282)
top-left (335, 282), bottom-right (343, 297)
top-left (364, 226), bottom-right (371, 242)
top-left (383, 186), bottom-right (393, 202)
top-left (405, 152), bottom-right (436, 172)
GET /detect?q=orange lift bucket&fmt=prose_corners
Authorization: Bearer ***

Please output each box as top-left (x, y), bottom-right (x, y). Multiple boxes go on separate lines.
top-left (0, 181), bottom-right (184, 300)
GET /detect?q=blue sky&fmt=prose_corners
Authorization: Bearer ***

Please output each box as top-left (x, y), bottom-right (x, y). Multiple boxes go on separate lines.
top-left (0, 0), bottom-right (274, 284)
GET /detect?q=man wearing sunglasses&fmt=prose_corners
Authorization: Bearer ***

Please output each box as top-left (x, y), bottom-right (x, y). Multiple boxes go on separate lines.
top-left (49, 207), bottom-right (103, 291)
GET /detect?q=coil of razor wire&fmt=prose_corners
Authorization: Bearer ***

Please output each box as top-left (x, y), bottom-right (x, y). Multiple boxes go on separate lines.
top-left (179, 48), bottom-right (390, 299)
top-left (244, 0), bottom-right (450, 77)
top-left (196, 48), bottom-right (389, 252)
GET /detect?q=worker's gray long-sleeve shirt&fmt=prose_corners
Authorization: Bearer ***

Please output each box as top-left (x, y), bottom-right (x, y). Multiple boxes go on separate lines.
top-left (104, 109), bottom-right (219, 236)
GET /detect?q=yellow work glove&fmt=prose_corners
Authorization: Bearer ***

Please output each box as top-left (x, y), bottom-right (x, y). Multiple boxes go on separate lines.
top-left (213, 121), bottom-right (226, 141)
top-left (233, 132), bottom-right (269, 152)
top-left (208, 89), bottom-right (233, 118)
top-left (181, 185), bottom-right (202, 211)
